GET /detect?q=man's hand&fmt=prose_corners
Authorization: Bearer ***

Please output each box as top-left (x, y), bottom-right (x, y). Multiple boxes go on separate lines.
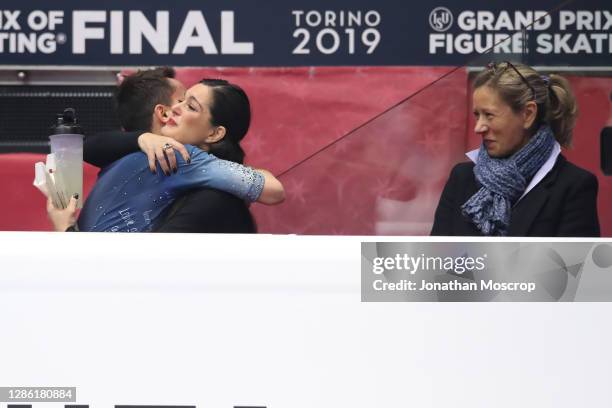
top-left (47, 195), bottom-right (79, 232)
top-left (137, 133), bottom-right (191, 175)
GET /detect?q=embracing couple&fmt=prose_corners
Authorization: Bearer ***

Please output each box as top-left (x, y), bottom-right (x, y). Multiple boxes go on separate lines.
top-left (48, 67), bottom-right (285, 233)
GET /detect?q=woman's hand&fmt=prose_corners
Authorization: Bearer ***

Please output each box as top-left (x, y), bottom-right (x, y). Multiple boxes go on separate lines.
top-left (137, 133), bottom-right (191, 175)
top-left (47, 195), bottom-right (79, 232)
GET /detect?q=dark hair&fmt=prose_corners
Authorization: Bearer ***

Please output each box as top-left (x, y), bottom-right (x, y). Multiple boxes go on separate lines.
top-left (199, 78), bottom-right (250, 164)
top-left (474, 62), bottom-right (577, 147)
top-left (116, 67), bottom-right (177, 132)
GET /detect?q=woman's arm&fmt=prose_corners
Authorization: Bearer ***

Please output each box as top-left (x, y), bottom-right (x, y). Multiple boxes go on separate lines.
top-left (171, 149), bottom-right (284, 205)
top-left (84, 131), bottom-right (190, 174)
top-left (255, 168), bottom-right (285, 205)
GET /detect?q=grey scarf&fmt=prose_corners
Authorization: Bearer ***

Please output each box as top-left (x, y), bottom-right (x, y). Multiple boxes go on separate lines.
top-left (461, 125), bottom-right (555, 236)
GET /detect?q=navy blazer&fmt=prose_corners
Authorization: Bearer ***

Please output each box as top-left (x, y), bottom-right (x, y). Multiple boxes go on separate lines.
top-left (431, 155), bottom-right (600, 237)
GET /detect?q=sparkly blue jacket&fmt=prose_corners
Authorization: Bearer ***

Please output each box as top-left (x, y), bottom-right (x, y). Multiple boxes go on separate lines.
top-left (78, 145), bottom-right (264, 232)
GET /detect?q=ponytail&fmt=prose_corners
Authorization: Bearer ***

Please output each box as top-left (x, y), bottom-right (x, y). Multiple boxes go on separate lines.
top-left (546, 74), bottom-right (578, 147)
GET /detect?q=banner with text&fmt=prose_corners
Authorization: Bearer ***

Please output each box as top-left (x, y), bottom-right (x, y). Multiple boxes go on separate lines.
top-left (0, 0), bottom-right (609, 66)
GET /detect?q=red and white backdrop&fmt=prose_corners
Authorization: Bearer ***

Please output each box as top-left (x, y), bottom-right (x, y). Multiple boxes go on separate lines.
top-left (2, 67), bottom-right (611, 235)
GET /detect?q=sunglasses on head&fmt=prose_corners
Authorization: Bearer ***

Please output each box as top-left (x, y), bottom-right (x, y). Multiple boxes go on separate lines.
top-left (486, 61), bottom-right (536, 101)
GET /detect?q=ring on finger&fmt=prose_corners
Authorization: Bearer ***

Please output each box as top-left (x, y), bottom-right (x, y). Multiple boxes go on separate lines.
top-left (162, 143), bottom-right (173, 151)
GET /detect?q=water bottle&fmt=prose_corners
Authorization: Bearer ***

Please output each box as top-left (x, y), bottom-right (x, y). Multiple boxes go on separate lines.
top-left (49, 108), bottom-right (84, 208)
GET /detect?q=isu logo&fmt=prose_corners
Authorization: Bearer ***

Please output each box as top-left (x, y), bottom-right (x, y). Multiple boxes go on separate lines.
top-left (429, 7), bottom-right (453, 32)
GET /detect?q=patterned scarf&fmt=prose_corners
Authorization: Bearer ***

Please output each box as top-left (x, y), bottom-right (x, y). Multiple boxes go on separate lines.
top-left (461, 125), bottom-right (555, 236)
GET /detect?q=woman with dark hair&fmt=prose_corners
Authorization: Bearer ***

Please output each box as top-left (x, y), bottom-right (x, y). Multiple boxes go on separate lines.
top-left (51, 79), bottom-right (284, 232)
top-left (431, 61), bottom-right (600, 237)
top-left (162, 79), bottom-right (251, 164)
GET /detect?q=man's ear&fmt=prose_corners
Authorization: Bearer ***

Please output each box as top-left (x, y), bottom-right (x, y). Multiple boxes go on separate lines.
top-left (523, 100), bottom-right (538, 129)
top-left (204, 126), bottom-right (226, 144)
top-left (154, 104), bottom-right (170, 124)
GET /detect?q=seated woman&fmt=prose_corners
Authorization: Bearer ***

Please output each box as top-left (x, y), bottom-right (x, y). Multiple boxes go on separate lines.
top-left (431, 61), bottom-right (600, 237)
top-left (51, 79), bottom-right (284, 232)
